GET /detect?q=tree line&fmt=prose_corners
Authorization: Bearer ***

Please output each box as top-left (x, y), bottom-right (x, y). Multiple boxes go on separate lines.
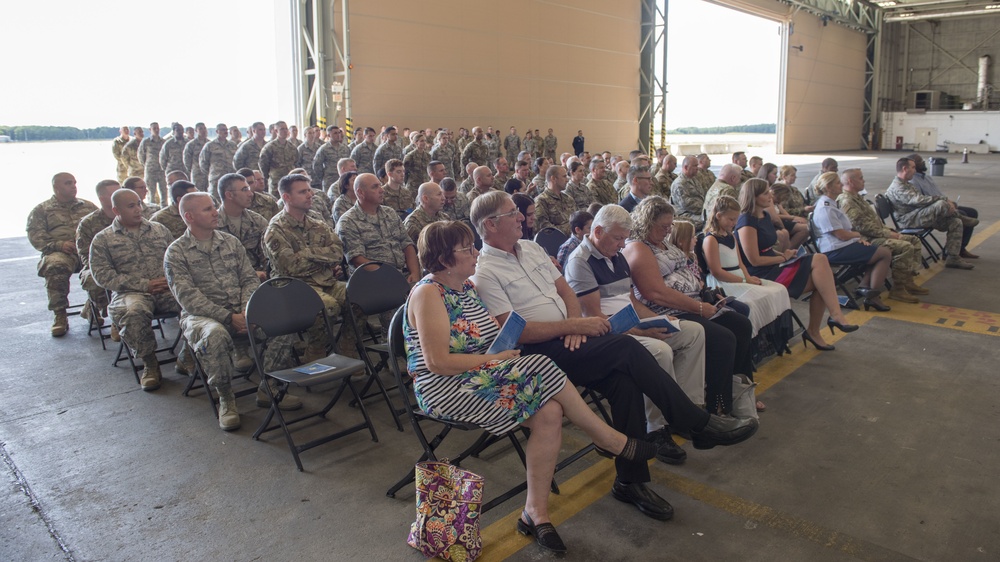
top-left (0, 126), bottom-right (120, 142)
top-left (666, 123), bottom-right (776, 134)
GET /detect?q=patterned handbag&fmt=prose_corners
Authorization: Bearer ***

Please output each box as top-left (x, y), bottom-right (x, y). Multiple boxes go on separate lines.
top-left (407, 460), bottom-right (484, 561)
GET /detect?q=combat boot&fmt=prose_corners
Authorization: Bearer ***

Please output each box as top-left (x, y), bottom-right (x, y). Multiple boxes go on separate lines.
top-left (904, 282), bottom-right (929, 296)
top-left (110, 324), bottom-right (120, 342)
top-left (257, 380), bottom-right (303, 411)
top-left (139, 355), bottom-right (161, 391)
top-left (945, 256), bottom-right (974, 270)
top-left (51, 310), bottom-right (68, 337)
top-left (218, 393), bottom-right (241, 431)
top-left (888, 287), bottom-right (919, 303)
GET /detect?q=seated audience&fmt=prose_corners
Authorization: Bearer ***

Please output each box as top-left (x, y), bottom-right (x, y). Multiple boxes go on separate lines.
top-left (556, 211), bottom-right (593, 270)
top-left (512, 193), bottom-right (536, 240)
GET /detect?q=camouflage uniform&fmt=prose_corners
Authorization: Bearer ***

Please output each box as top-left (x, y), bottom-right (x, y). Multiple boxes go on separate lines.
top-left (458, 176), bottom-right (476, 195)
top-left (217, 206), bottom-right (269, 272)
top-left (373, 142), bottom-right (404, 177)
top-left (587, 177), bottom-right (618, 206)
top-left (784, 187), bottom-right (808, 218)
top-left (296, 140), bottom-right (323, 189)
top-left (199, 138), bottom-right (238, 201)
top-left (264, 210), bottom-right (348, 354)
top-left (456, 135), bottom-right (472, 155)
top-left (443, 192), bottom-right (471, 223)
top-left (159, 136), bottom-right (186, 176)
top-left (165, 230), bottom-right (285, 398)
top-left (249, 191), bottom-right (280, 222)
top-left (182, 137), bottom-right (209, 191)
top-left (289, 137), bottom-right (302, 149)
top-left (90, 218), bottom-right (179, 358)
top-left (382, 185), bottom-right (415, 215)
top-left (138, 136), bottom-right (167, 205)
top-left (404, 149), bottom-right (431, 193)
top-left (313, 141), bottom-right (352, 191)
top-left (613, 176), bottom-right (628, 198)
top-left (696, 169), bottom-right (716, 193)
top-left (564, 180), bottom-right (592, 211)
top-left (740, 169), bottom-right (755, 184)
top-left (838, 191), bottom-right (921, 286)
top-left (652, 171), bottom-right (676, 199)
top-left (233, 139), bottom-right (265, 172)
top-left (112, 136), bottom-right (129, 183)
top-left (542, 134), bottom-right (558, 161)
top-left (885, 177), bottom-right (964, 256)
top-left (529, 175), bottom-right (546, 198)
top-left (350, 141), bottom-right (378, 175)
top-left (27, 196), bottom-right (97, 311)
top-left (670, 175), bottom-right (705, 227)
top-left (141, 202), bottom-right (160, 220)
top-left (523, 138), bottom-right (538, 159)
top-left (336, 204), bottom-right (415, 276)
top-left (150, 204), bottom-right (188, 241)
top-left (121, 138), bottom-right (143, 179)
top-left (703, 180), bottom-right (738, 222)
top-left (430, 142), bottom-right (460, 179)
top-left (331, 195), bottom-right (354, 225)
top-left (460, 140), bottom-right (490, 172)
top-left (484, 138), bottom-right (500, 172)
top-left (403, 207), bottom-right (451, 244)
top-left (534, 189), bottom-right (575, 236)
top-left (465, 187), bottom-right (493, 204)
top-left (76, 208), bottom-right (115, 316)
top-left (494, 172), bottom-right (512, 192)
top-left (503, 134), bottom-right (521, 162)
top-left (259, 139), bottom-right (298, 196)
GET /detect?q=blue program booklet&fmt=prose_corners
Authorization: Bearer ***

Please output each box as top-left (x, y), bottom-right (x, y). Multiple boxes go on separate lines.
top-left (294, 363), bottom-right (338, 375)
top-left (487, 311), bottom-right (526, 354)
top-left (636, 315), bottom-right (682, 333)
top-left (609, 304), bottom-right (641, 334)
top-left (779, 245), bottom-right (808, 267)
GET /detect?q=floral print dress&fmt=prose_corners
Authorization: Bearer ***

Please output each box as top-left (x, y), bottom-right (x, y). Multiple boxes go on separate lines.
top-left (403, 278), bottom-right (566, 435)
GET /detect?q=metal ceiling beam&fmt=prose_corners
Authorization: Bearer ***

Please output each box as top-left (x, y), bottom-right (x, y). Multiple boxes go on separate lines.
top-left (885, 8), bottom-right (1000, 20)
top-left (290, 0), bottom-right (351, 132)
top-left (639, 0), bottom-right (668, 156)
top-left (775, 0), bottom-right (881, 34)
top-left (881, 0), bottom-right (992, 11)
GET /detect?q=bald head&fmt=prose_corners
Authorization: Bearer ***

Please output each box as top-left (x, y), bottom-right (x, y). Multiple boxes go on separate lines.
top-left (417, 182), bottom-right (444, 213)
top-left (178, 192), bottom-right (212, 219)
top-left (681, 156), bottom-right (699, 178)
top-left (472, 166), bottom-right (493, 190)
top-left (112, 187), bottom-right (139, 209)
top-left (417, 182), bottom-right (441, 199)
top-left (719, 163), bottom-right (743, 186)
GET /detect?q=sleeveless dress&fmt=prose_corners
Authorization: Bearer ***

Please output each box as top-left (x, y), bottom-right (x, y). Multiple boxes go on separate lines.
top-left (736, 211), bottom-right (813, 299)
top-left (704, 232), bottom-right (791, 336)
top-left (631, 239), bottom-right (701, 316)
top-left (403, 278), bottom-right (567, 435)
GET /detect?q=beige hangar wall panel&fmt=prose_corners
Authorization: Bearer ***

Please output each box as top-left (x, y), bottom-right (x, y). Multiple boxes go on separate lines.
top-left (338, 0), bottom-right (641, 155)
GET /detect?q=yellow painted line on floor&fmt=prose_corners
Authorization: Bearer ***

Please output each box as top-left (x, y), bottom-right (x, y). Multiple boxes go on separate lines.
top-left (911, 219), bottom-right (1000, 287)
top-left (851, 301), bottom-right (1000, 337)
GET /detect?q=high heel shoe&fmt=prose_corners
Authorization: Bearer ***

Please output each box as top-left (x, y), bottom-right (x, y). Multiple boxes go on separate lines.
top-left (863, 295), bottom-right (891, 312)
top-left (827, 317), bottom-right (859, 335)
top-left (517, 512), bottom-right (568, 553)
top-left (595, 437), bottom-right (657, 462)
top-left (802, 331), bottom-right (835, 351)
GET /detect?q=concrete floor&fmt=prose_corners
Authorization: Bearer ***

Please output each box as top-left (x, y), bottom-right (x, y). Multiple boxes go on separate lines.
top-left (3, 151), bottom-right (1000, 561)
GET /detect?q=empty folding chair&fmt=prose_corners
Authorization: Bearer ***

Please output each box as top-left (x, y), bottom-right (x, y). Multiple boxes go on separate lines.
top-left (533, 227), bottom-right (569, 258)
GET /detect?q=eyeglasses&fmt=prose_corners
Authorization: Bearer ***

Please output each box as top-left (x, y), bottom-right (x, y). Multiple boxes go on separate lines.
top-left (489, 209), bottom-right (521, 221)
top-left (239, 186), bottom-right (252, 192)
top-left (454, 246), bottom-right (477, 256)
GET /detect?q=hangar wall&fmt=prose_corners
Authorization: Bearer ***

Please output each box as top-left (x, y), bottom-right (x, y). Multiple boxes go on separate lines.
top-left (334, 0), bottom-right (641, 155)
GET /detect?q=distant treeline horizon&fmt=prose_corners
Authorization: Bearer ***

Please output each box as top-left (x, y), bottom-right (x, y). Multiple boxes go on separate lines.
top-left (1, 122), bottom-right (777, 142)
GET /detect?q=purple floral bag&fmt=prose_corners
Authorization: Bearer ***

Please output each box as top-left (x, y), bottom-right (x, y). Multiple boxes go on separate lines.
top-left (407, 461), bottom-right (484, 561)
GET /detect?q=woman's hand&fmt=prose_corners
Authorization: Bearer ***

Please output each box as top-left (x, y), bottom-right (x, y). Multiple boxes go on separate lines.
top-left (490, 349), bottom-right (521, 362)
top-left (747, 275), bottom-right (762, 285)
top-left (782, 248), bottom-right (798, 260)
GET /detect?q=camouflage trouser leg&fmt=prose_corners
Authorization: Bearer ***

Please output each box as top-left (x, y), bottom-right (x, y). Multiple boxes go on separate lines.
top-left (905, 201), bottom-right (963, 257)
top-left (146, 170), bottom-right (167, 206)
top-left (116, 163), bottom-right (127, 184)
top-left (79, 269), bottom-right (109, 314)
top-left (37, 252), bottom-right (78, 311)
top-left (182, 315), bottom-right (236, 396)
top-left (874, 236), bottom-right (921, 284)
top-left (309, 282), bottom-right (353, 356)
top-left (108, 292), bottom-right (179, 358)
top-left (192, 169), bottom-right (209, 192)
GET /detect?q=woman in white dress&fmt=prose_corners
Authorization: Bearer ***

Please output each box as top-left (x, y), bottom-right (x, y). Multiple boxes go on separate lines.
top-left (701, 195), bottom-right (791, 337)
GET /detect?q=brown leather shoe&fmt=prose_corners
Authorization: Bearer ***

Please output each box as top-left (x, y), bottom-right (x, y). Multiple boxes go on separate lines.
top-left (960, 249), bottom-right (979, 259)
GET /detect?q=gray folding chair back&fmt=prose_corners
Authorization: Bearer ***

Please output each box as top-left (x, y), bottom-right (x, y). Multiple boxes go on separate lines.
top-left (534, 227), bottom-right (568, 257)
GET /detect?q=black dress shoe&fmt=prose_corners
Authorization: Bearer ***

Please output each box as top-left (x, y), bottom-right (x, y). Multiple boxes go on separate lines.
top-left (691, 415), bottom-right (759, 450)
top-left (517, 512), bottom-right (567, 554)
top-left (646, 427), bottom-right (687, 465)
top-left (611, 479), bottom-right (674, 521)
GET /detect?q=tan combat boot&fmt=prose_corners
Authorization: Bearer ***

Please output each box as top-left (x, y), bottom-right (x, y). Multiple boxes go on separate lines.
top-left (218, 393), bottom-right (241, 431)
top-left (110, 324), bottom-right (120, 342)
top-left (51, 310), bottom-right (69, 337)
top-left (257, 380), bottom-right (304, 410)
top-left (888, 287), bottom-right (919, 303)
top-left (904, 282), bottom-right (929, 296)
top-left (139, 355), bottom-right (162, 391)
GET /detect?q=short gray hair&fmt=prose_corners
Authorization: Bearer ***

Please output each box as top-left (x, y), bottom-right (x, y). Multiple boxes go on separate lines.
top-left (592, 204), bottom-right (632, 232)
top-left (626, 164), bottom-right (650, 184)
top-left (469, 190), bottom-right (510, 237)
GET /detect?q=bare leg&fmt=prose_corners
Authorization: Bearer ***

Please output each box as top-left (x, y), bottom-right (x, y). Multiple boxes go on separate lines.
top-left (789, 223), bottom-right (809, 248)
top-left (866, 246), bottom-right (891, 289)
top-left (802, 253), bottom-right (848, 344)
top-left (520, 401), bottom-right (564, 525)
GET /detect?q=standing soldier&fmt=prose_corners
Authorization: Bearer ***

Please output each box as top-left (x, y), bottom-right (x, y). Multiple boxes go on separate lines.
top-left (523, 131), bottom-right (537, 163)
top-left (572, 130), bottom-right (585, 157)
top-left (460, 127), bottom-right (490, 174)
top-left (199, 123), bottom-right (238, 202)
top-left (159, 122), bottom-right (187, 177)
top-left (456, 128), bottom-right (471, 154)
top-left (75, 179), bottom-right (120, 329)
top-left (121, 127), bottom-right (145, 184)
top-left (234, 122), bottom-right (266, 171)
top-left (349, 127), bottom-right (379, 175)
top-left (138, 122), bottom-right (167, 206)
top-left (503, 127), bottom-right (521, 163)
top-left (296, 126), bottom-right (322, 190)
top-left (403, 133), bottom-right (431, 193)
top-left (430, 130), bottom-right (460, 180)
top-left (112, 126), bottom-right (130, 183)
top-left (258, 121), bottom-right (298, 196)
top-left (543, 128), bottom-right (558, 162)
top-left (183, 123), bottom-right (210, 192)
top-left (27, 173), bottom-right (98, 336)
top-left (372, 126), bottom-right (404, 176)
top-left (313, 125), bottom-right (352, 193)
top-left (484, 132), bottom-right (500, 172)
top-left (289, 124), bottom-right (303, 148)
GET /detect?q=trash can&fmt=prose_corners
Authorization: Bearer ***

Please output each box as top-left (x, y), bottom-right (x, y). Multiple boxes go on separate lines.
top-left (929, 157), bottom-right (947, 177)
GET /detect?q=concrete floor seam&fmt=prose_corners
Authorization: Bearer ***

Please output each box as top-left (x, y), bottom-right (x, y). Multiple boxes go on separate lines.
top-left (1, 441), bottom-right (74, 561)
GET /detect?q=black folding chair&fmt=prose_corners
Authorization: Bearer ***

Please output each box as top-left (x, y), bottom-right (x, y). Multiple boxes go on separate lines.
top-left (384, 308), bottom-right (592, 513)
top-left (112, 310), bottom-right (182, 384)
top-left (533, 227), bottom-right (568, 257)
top-left (343, 261), bottom-right (411, 431)
top-left (86, 289), bottom-right (113, 350)
top-left (247, 277), bottom-right (377, 472)
top-left (180, 333), bottom-right (259, 417)
top-left (874, 194), bottom-right (942, 267)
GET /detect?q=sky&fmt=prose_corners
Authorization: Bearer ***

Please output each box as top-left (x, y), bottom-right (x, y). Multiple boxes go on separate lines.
top-left (0, 0), bottom-right (779, 130)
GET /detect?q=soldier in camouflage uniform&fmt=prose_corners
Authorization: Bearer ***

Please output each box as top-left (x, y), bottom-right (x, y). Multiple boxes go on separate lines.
top-left (650, 148), bottom-right (669, 177)
top-left (373, 126), bottom-right (404, 176)
top-left (296, 126), bottom-right (323, 189)
top-left (460, 127), bottom-right (490, 173)
top-left (695, 154), bottom-right (716, 193)
top-left (122, 177), bottom-right (160, 220)
top-left (533, 166), bottom-right (575, 236)
top-left (670, 157), bottom-right (705, 227)
top-left (121, 127), bottom-right (145, 184)
top-left (652, 154), bottom-right (677, 198)
top-left (382, 159), bottom-right (415, 215)
top-left (484, 133), bottom-right (500, 172)
top-left (702, 164), bottom-right (741, 224)
top-left (199, 124), bottom-right (238, 202)
top-left (778, 165), bottom-right (810, 218)
top-left (838, 168), bottom-right (925, 303)
top-left (233, 122), bottom-right (266, 172)
top-left (216, 173), bottom-right (269, 276)
top-left (90, 189), bottom-right (179, 390)
top-left (522, 132), bottom-right (537, 162)
top-left (350, 128), bottom-right (378, 175)
top-left (258, 121), bottom-right (298, 196)
top-left (264, 174), bottom-right (350, 360)
top-left (458, 162), bottom-right (478, 195)
top-left (404, 182), bottom-right (451, 244)
top-left (239, 168), bottom-right (280, 222)
top-left (313, 126), bottom-right (352, 193)
top-left (183, 123), bottom-right (210, 191)
top-left (465, 166), bottom-right (497, 204)
top-left (75, 179), bottom-right (119, 328)
top-left (151, 181), bottom-right (197, 241)
top-left (885, 157), bottom-right (974, 270)
top-left (455, 128), bottom-right (471, 155)
top-left (441, 178), bottom-right (470, 223)
top-left (493, 157), bottom-right (512, 190)
top-left (336, 173), bottom-right (420, 282)
top-left (564, 161), bottom-right (592, 211)
top-left (613, 161), bottom-right (630, 198)
top-left (112, 126), bottom-right (130, 183)
top-left (138, 122), bottom-right (167, 206)
top-left (542, 129), bottom-right (558, 162)
top-left (430, 130), bottom-right (460, 179)
top-left (504, 127), bottom-right (521, 163)
top-left (26, 173), bottom-right (98, 336)
top-left (586, 158), bottom-right (618, 206)
top-left (166, 192), bottom-right (299, 431)
top-left (159, 122), bottom-right (187, 177)
top-left (731, 152), bottom-right (754, 184)
top-left (403, 134), bottom-right (431, 193)
top-left (289, 125), bottom-right (302, 148)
